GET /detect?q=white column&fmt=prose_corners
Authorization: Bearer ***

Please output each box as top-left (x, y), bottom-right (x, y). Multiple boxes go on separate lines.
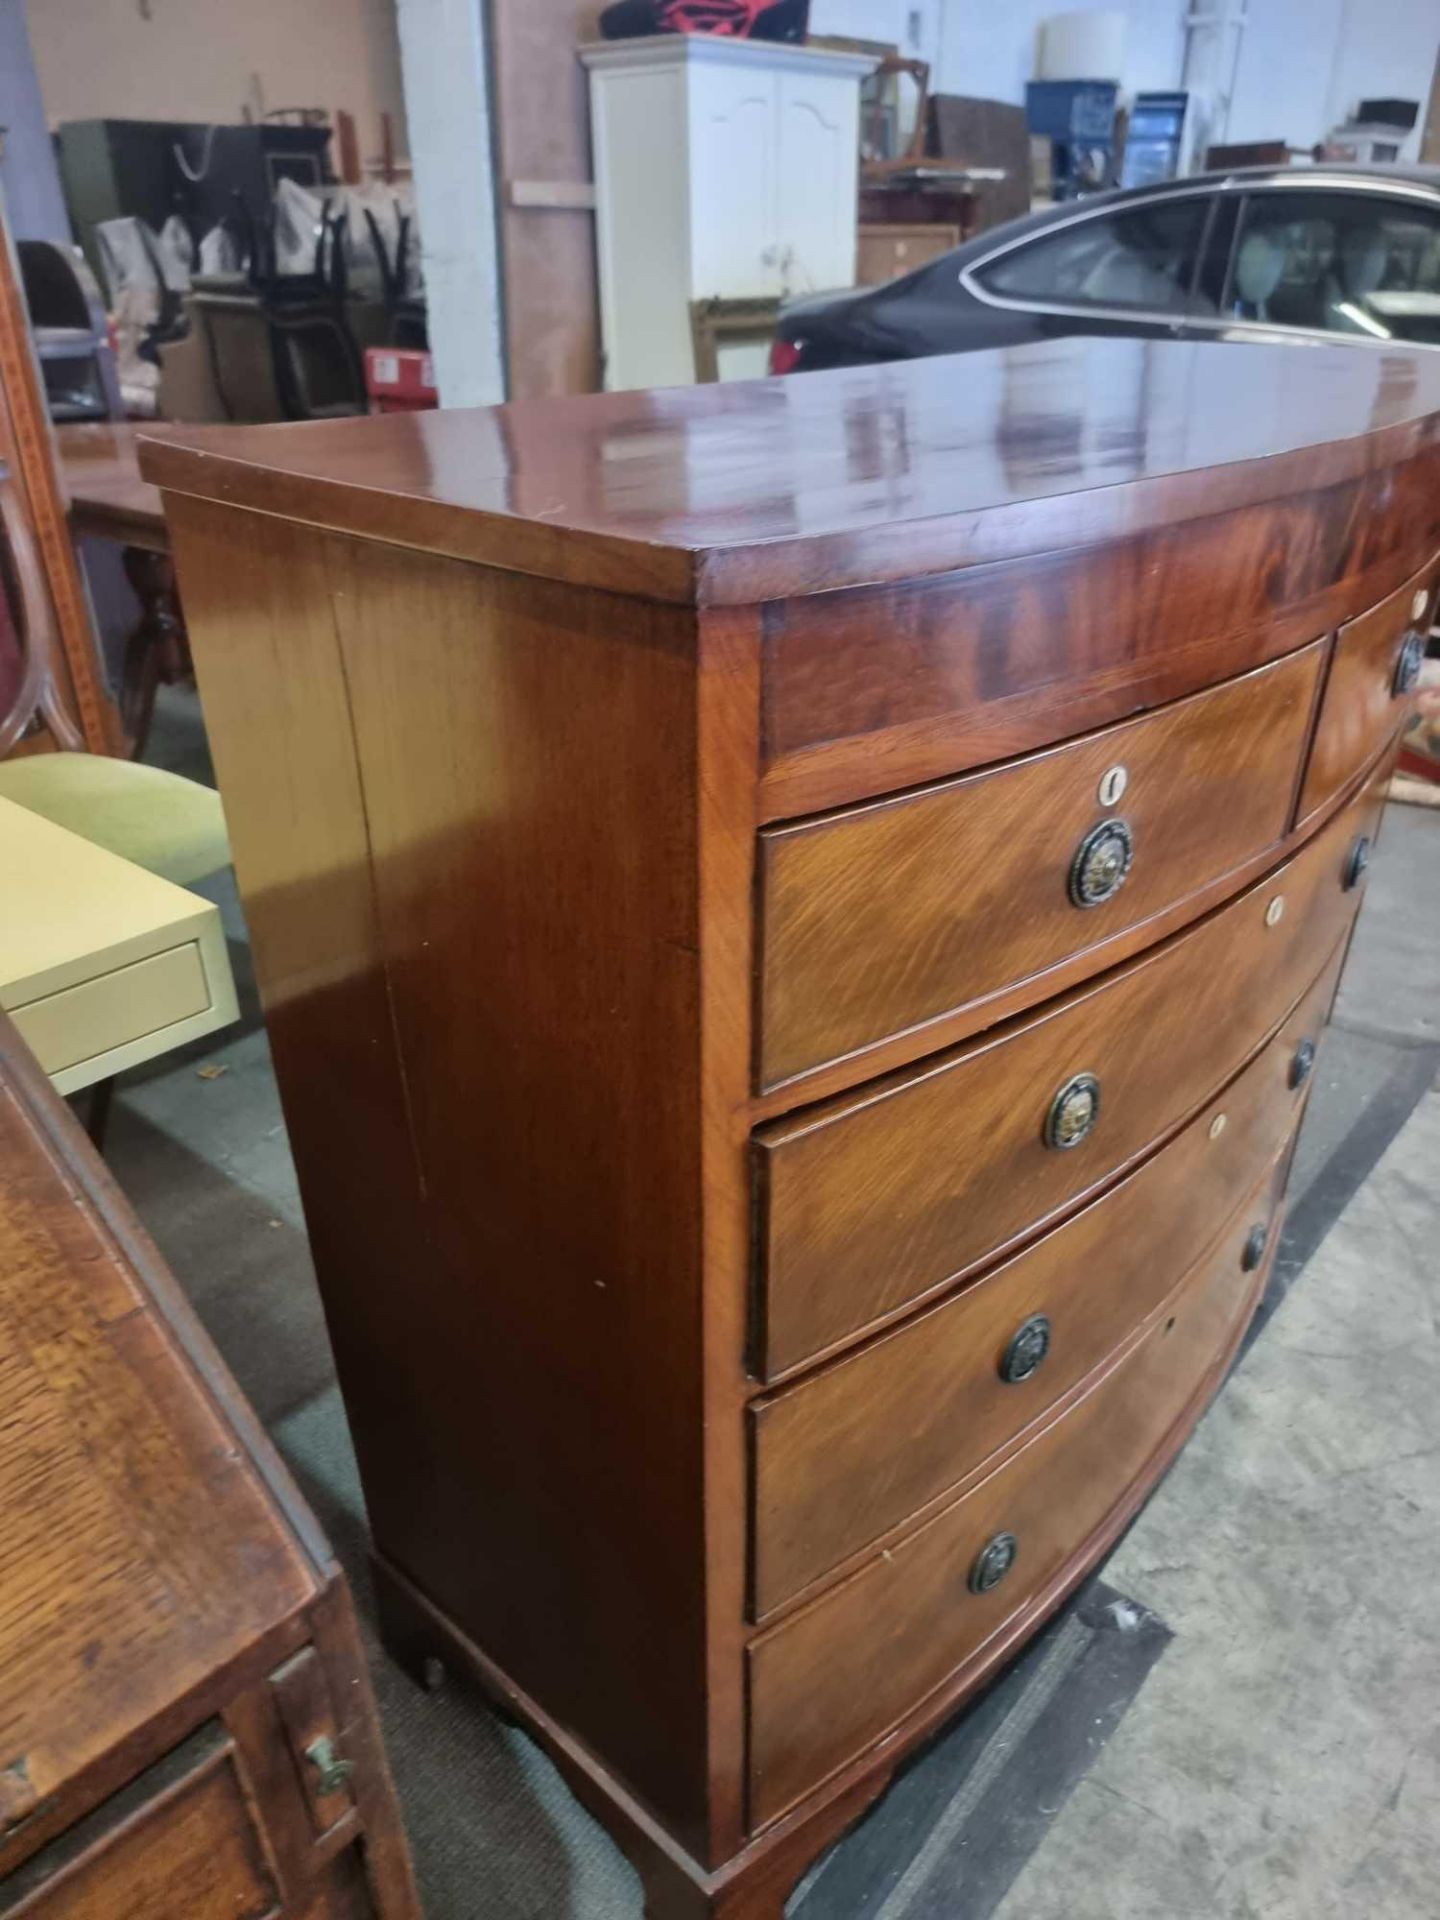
top-left (396, 0), bottom-right (506, 407)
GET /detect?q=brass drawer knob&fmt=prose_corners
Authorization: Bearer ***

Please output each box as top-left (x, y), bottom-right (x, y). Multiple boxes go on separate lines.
top-left (304, 1735), bottom-right (355, 1797)
top-left (1044, 1072), bottom-right (1101, 1150)
top-left (999, 1314), bottom-right (1052, 1385)
top-left (969, 1531), bottom-right (1019, 1595)
top-left (1289, 1038), bottom-right (1316, 1089)
top-left (1343, 835), bottom-right (1372, 892)
top-left (1241, 1222), bottom-right (1269, 1273)
top-left (1394, 631), bottom-right (1425, 697)
top-left (1068, 817), bottom-right (1134, 909)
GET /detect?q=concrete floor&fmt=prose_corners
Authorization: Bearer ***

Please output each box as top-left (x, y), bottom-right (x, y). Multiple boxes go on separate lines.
top-left (993, 1083), bottom-right (1440, 1920)
top-left (112, 689), bottom-right (1440, 1918)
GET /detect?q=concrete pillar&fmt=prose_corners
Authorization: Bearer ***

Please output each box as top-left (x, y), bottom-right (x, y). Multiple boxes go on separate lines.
top-left (396, 0), bottom-right (506, 407)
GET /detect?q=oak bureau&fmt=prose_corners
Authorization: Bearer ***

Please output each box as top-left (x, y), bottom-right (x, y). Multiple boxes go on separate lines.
top-left (0, 1008), bottom-right (419, 1919)
top-left (140, 337), bottom-right (1440, 1918)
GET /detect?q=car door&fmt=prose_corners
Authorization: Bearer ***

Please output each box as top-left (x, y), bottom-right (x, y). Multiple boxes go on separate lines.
top-left (963, 190), bottom-right (1221, 343)
top-left (1218, 187), bottom-right (1440, 346)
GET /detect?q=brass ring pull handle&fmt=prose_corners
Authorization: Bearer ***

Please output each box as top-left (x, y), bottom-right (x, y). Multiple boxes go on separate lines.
top-left (969, 1532), bottom-right (1019, 1594)
top-left (1044, 1072), bottom-right (1101, 1151)
top-left (999, 1314), bottom-right (1051, 1384)
top-left (1289, 1038), bottom-right (1316, 1090)
top-left (1343, 835), bottom-right (1371, 892)
top-left (1393, 631), bottom-right (1425, 698)
top-left (1068, 817), bottom-right (1134, 909)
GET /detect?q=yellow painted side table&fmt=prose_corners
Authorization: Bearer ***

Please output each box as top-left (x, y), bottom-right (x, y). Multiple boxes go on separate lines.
top-left (0, 793), bottom-right (238, 1093)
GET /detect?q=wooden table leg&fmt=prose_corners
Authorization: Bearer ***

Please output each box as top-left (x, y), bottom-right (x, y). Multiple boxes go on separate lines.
top-left (120, 546), bottom-right (189, 762)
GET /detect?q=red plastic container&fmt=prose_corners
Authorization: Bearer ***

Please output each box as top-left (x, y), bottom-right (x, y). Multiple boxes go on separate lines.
top-left (364, 347), bottom-right (437, 413)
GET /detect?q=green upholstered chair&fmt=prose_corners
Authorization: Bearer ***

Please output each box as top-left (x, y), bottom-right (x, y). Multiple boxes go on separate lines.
top-left (0, 467), bottom-right (229, 888)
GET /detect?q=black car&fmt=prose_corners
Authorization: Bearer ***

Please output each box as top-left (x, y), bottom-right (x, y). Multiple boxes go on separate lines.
top-left (770, 164), bottom-right (1440, 373)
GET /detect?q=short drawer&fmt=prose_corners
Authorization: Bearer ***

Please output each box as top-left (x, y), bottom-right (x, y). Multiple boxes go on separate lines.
top-left (754, 757), bottom-right (1384, 1380)
top-left (747, 1169), bottom-right (1280, 1829)
top-left (750, 943), bottom-right (1337, 1619)
top-left (1297, 562), bottom-right (1434, 825)
top-left (5, 1748), bottom-right (278, 1920)
top-left (757, 641), bottom-right (1324, 1089)
top-left (9, 941), bottom-right (211, 1079)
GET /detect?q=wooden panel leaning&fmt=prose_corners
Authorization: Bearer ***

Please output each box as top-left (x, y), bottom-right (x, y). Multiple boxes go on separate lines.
top-left (0, 1012), bottom-right (419, 1920)
top-left (139, 335), bottom-right (1440, 1919)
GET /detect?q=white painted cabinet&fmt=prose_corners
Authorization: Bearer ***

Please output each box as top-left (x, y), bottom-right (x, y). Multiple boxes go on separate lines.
top-left (581, 35), bottom-right (875, 391)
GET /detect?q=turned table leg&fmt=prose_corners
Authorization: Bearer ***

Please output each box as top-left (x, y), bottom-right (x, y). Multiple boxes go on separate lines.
top-left (120, 546), bottom-right (189, 761)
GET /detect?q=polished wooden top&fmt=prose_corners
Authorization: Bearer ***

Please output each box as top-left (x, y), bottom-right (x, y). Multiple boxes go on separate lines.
top-left (0, 1010), bottom-right (320, 1823)
top-left (57, 421), bottom-right (168, 551)
top-left (139, 339), bottom-right (1440, 605)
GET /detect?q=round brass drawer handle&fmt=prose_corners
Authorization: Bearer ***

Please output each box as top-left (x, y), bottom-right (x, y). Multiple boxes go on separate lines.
top-left (1044, 1072), bottom-right (1101, 1151)
top-left (999, 1314), bottom-right (1052, 1385)
top-left (1068, 817), bottom-right (1134, 909)
top-left (969, 1531), bottom-right (1019, 1595)
top-left (1394, 631), bottom-right (1425, 698)
top-left (1289, 1037), bottom-right (1316, 1090)
top-left (1343, 835), bottom-right (1372, 892)
top-left (1241, 1222), bottom-right (1270, 1273)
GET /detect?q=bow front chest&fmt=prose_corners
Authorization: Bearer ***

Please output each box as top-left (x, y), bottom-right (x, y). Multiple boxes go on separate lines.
top-left (141, 337), bottom-right (1440, 1917)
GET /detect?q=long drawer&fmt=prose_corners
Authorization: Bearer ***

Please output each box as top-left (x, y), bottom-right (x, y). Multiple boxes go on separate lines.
top-left (757, 641), bottom-right (1324, 1089)
top-left (747, 1164), bottom-right (1281, 1830)
top-left (750, 943), bottom-right (1337, 1619)
top-left (753, 757), bottom-right (1384, 1381)
top-left (1297, 562), bottom-right (1433, 827)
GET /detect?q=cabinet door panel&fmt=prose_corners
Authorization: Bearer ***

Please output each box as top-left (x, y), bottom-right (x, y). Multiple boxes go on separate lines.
top-left (689, 69), bottom-right (778, 296)
top-left (777, 76), bottom-right (859, 294)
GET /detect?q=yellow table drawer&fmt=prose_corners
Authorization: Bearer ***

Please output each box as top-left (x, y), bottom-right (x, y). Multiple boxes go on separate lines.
top-left (11, 940), bottom-right (212, 1079)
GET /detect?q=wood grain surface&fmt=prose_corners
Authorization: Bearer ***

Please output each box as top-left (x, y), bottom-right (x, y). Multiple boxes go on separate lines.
top-left (0, 1046), bottom-right (316, 1836)
top-left (750, 945), bottom-right (1339, 1619)
top-left (755, 759), bottom-right (1384, 1380)
top-left (1297, 557), bottom-right (1435, 824)
top-left (140, 338), bottom-right (1440, 606)
top-left (7, 1752), bottom-right (279, 1920)
top-left (758, 451), bottom-right (1440, 816)
top-left (747, 1162), bottom-right (1283, 1828)
top-left (0, 1018), bottom-right (417, 1917)
top-left (757, 641), bottom-right (1323, 1088)
top-left (166, 498), bottom-right (720, 1854)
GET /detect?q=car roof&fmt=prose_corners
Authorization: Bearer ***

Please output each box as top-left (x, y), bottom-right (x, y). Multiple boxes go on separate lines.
top-left (1113, 161), bottom-right (1440, 204)
top-left (902, 162), bottom-right (1440, 280)
top-left (815, 161), bottom-right (1440, 328)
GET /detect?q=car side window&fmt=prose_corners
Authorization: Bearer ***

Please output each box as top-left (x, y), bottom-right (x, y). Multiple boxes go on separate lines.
top-left (975, 199), bottom-right (1210, 314)
top-left (1228, 191), bottom-right (1440, 343)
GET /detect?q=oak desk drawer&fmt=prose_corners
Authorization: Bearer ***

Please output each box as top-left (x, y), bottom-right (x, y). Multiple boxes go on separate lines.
top-left (757, 642), bottom-right (1324, 1089)
top-left (747, 1172), bottom-right (1278, 1829)
top-left (7, 1748), bottom-right (278, 1920)
top-left (1297, 564), bottom-right (1434, 825)
top-left (755, 760), bottom-right (1383, 1380)
top-left (750, 945), bottom-right (1336, 1619)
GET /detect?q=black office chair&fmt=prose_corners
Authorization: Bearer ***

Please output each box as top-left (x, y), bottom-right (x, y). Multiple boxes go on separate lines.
top-left (364, 205), bottom-right (428, 351)
top-left (186, 194), bottom-right (367, 422)
top-left (18, 241), bottom-right (123, 422)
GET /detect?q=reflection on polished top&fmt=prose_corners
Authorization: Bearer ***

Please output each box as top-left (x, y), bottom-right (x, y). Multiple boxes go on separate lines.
top-left (139, 337), bottom-right (1440, 605)
top-left (57, 421), bottom-right (166, 538)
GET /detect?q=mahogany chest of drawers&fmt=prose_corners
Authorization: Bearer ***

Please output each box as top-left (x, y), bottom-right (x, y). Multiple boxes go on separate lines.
top-left (0, 1013), bottom-right (419, 1919)
top-left (141, 337), bottom-right (1440, 1918)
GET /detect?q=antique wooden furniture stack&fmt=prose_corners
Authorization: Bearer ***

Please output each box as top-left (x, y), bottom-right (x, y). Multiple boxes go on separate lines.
top-left (140, 336), bottom-right (1439, 1918)
top-left (0, 1011), bottom-right (419, 1918)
